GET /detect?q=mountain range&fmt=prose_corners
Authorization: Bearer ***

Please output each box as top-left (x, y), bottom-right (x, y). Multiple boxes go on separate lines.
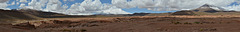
top-left (172, 4), bottom-right (240, 15)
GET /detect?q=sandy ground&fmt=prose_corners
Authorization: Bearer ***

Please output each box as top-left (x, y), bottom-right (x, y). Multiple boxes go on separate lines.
top-left (1, 15), bottom-right (240, 32)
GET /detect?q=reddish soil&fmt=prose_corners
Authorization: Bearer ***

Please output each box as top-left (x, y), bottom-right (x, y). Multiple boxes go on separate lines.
top-left (1, 16), bottom-right (240, 32)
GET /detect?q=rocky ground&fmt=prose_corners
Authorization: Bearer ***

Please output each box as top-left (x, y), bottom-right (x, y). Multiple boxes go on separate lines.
top-left (1, 15), bottom-right (240, 32)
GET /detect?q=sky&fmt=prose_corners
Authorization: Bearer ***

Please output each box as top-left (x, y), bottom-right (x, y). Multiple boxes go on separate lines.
top-left (0, 0), bottom-right (240, 15)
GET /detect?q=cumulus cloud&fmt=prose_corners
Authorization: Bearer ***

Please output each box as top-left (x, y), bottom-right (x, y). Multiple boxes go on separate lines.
top-left (44, 0), bottom-right (65, 11)
top-left (0, 3), bottom-right (8, 7)
top-left (0, 3), bottom-right (10, 10)
top-left (0, 0), bottom-right (10, 10)
top-left (96, 7), bottom-right (130, 14)
top-left (43, 0), bottom-right (130, 15)
top-left (11, 2), bottom-right (15, 5)
top-left (224, 5), bottom-right (240, 11)
top-left (19, 0), bottom-right (28, 3)
top-left (16, 2), bottom-right (20, 5)
top-left (111, 0), bottom-right (136, 8)
top-left (0, 0), bottom-right (9, 3)
top-left (23, 0), bottom-right (48, 10)
top-left (112, 0), bottom-right (238, 11)
top-left (18, 0), bottom-right (129, 15)
top-left (21, 0), bottom-right (71, 14)
top-left (65, 0), bottom-right (130, 15)
top-left (19, 4), bottom-right (25, 7)
top-left (65, 3), bottom-right (88, 15)
top-left (63, 0), bottom-right (74, 2)
top-left (13, 0), bottom-right (240, 15)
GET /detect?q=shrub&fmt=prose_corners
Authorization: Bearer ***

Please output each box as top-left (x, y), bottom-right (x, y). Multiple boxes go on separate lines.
top-left (81, 29), bottom-right (87, 32)
top-left (174, 22), bottom-right (181, 24)
top-left (199, 29), bottom-right (204, 31)
top-left (184, 22), bottom-right (192, 24)
top-left (194, 22), bottom-right (200, 24)
top-left (60, 29), bottom-right (71, 32)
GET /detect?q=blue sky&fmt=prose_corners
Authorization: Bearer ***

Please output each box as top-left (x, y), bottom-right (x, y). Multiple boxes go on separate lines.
top-left (6, 0), bottom-right (176, 13)
top-left (3, 0), bottom-right (240, 15)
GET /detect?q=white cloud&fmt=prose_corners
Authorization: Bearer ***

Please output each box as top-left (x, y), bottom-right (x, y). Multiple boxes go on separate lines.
top-left (16, 2), bottom-right (20, 5)
top-left (64, 0), bottom-right (130, 15)
top-left (66, 3), bottom-right (88, 15)
top-left (21, 0), bottom-right (70, 14)
top-left (0, 0), bottom-right (9, 3)
top-left (112, 0), bottom-right (238, 11)
top-left (44, 0), bottom-right (63, 11)
top-left (11, 0), bottom-right (240, 15)
top-left (111, 0), bottom-right (136, 8)
top-left (40, 0), bottom-right (130, 15)
top-left (0, 3), bottom-right (10, 10)
top-left (224, 5), bottom-right (240, 11)
top-left (19, 0), bottom-right (28, 3)
top-left (19, 4), bottom-right (25, 7)
top-left (24, 0), bottom-right (48, 10)
top-left (11, 2), bottom-right (15, 5)
top-left (0, 0), bottom-right (10, 10)
top-left (96, 7), bottom-right (131, 14)
top-left (63, 0), bottom-right (74, 2)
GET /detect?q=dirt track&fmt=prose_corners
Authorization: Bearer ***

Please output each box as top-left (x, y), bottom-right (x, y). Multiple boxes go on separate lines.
top-left (1, 15), bottom-right (240, 32)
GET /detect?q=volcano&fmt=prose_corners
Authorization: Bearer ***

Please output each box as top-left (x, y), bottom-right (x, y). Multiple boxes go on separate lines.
top-left (192, 4), bottom-right (226, 13)
top-left (172, 4), bottom-right (240, 15)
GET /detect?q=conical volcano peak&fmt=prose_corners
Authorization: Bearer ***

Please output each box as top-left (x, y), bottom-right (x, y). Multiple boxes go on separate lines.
top-left (188, 4), bottom-right (227, 13)
top-left (196, 4), bottom-right (226, 11)
top-left (200, 4), bottom-right (216, 7)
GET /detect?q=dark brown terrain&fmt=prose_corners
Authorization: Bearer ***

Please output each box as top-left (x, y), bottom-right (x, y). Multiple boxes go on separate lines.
top-left (1, 16), bottom-right (240, 32)
top-left (0, 9), bottom-right (39, 24)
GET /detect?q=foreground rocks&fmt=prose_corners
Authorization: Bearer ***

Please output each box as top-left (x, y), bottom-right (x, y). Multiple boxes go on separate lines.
top-left (13, 19), bottom-right (115, 29)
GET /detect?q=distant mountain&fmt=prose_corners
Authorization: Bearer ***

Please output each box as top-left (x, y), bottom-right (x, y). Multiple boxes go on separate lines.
top-left (17, 9), bottom-right (68, 18)
top-left (192, 4), bottom-right (226, 13)
top-left (172, 4), bottom-right (240, 15)
top-left (172, 10), bottom-right (195, 15)
top-left (11, 9), bottom-right (96, 18)
top-left (0, 9), bottom-right (95, 22)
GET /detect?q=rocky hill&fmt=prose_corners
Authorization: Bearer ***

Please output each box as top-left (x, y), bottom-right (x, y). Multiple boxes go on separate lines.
top-left (172, 10), bottom-right (195, 15)
top-left (0, 9), bottom-right (39, 23)
top-left (17, 9), bottom-right (70, 18)
top-left (0, 9), bottom-right (91, 23)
